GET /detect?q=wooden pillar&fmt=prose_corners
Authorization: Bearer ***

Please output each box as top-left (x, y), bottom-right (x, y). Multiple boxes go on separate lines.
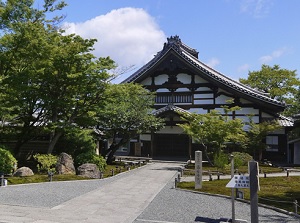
top-left (150, 131), bottom-right (154, 157)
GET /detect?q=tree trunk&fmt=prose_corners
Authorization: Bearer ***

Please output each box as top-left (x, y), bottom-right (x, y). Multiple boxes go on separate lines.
top-left (47, 131), bottom-right (63, 154)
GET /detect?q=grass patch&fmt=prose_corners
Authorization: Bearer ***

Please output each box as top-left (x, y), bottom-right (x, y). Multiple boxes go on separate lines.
top-left (6, 163), bottom-right (142, 185)
top-left (178, 176), bottom-right (300, 212)
top-left (184, 163), bottom-right (283, 176)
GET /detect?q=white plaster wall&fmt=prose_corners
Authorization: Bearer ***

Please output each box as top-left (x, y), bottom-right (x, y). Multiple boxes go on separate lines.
top-left (177, 73), bottom-right (191, 84)
top-left (175, 88), bottom-right (190, 92)
top-left (215, 95), bottom-right (233, 104)
top-left (194, 99), bottom-right (214, 104)
top-left (140, 77), bottom-right (152, 85)
top-left (155, 74), bottom-right (168, 85)
top-left (194, 93), bottom-right (214, 99)
top-left (294, 142), bottom-right (300, 164)
top-left (196, 87), bottom-right (212, 91)
top-left (156, 88), bottom-right (170, 92)
top-left (235, 108), bottom-right (259, 115)
top-left (188, 108), bottom-right (207, 114)
top-left (157, 126), bottom-right (185, 134)
top-left (194, 75), bottom-right (208, 84)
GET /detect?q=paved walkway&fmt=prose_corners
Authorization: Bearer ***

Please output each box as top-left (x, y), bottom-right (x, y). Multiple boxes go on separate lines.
top-left (0, 162), bottom-right (183, 223)
top-left (0, 162), bottom-right (299, 223)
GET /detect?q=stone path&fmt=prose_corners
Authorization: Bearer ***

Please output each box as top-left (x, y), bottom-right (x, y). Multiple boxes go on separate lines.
top-left (0, 162), bottom-right (183, 223)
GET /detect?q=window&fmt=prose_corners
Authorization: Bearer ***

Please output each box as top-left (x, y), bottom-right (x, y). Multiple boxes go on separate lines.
top-left (155, 94), bottom-right (192, 104)
top-left (266, 136), bottom-right (278, 152)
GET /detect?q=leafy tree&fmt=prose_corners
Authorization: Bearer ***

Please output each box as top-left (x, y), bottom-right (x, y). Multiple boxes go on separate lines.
top-left (239, 64), bottom-right (300, 116)
top-left (94, 83), bottom-right (165, 164)
top-left (246, 119), bottom-right (280, 161)
top-left (0, 0), bottom-right (115, 157)
top-left (178, 106), bottom-right (247, 165)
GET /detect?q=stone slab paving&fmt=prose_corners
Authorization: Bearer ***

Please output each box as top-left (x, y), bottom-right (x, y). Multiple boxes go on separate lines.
top-left (0, 161), bottom-right (299, 223)
top-left (0, 162), bottom-right (183, 223)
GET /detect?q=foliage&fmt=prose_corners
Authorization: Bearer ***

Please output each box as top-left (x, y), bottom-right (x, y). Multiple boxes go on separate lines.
top-left (213, 150), bottom-right (229, 170)
top-left (33, 153), bottom-right (58, 173)
top-left (55, 129), bottom-right (96, 158)
top-left (94, 83), bottom-right (165, 164)
top-left (0, 0), bottom-right (115, 157)
top-left (0, 147), bottom-right (17, 174)
top-left (239, 64), bottom-right (300, 116)
top-left (232, 152), bottom-right (253, 169)
top-left (246, 118), bottom-right (280, 161)
top-left (178, 105), bottom-right (247, 164)
top-left (74, 152), bottom-right (107, 172)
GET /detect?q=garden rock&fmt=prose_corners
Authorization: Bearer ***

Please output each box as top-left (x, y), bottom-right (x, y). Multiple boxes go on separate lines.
top-left (13, 167), bottom-right (34, 177)
top-left (77, 163), bottom-right (100, 178)
top-left (56, 153), bottom-right (76, 175)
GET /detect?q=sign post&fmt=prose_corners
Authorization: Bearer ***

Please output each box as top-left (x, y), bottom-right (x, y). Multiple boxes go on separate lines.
top-left (195, 151), bottom-right (202, 189)
top-left (230, 154), bottom-right (235, 223)
top-left (249, 161), bottom-right (259, 223)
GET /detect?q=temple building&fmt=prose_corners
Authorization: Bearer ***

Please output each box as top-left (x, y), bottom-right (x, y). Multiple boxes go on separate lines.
top-left (122, 35), bottom-right (293, 163)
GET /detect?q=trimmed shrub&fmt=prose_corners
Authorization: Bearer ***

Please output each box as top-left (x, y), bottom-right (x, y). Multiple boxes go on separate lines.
top-left (0, 147), bottom-right (17, 174)
top-left (33, 153), bottom-right (58, 173)
top-left (232, 152), bottom-right (253, 169)
top-left (213, 150), bottom-right (229, 170)
top-left (75, 152), bottom-right (106, 172)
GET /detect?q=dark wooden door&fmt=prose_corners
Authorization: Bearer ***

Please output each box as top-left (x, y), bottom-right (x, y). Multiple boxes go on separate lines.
top-left (155, 134), bottom-right (189, 156)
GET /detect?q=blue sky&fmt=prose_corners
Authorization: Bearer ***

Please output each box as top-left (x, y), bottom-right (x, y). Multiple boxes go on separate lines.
top-left (57, 0), bottom-right (300, 82)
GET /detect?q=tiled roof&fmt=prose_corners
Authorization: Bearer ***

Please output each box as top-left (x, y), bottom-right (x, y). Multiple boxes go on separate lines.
top-left (122, 36), bottom-right (285, 109)
top-left (277, 115), bottom-right (294, 127)
top-left (152, 104), bottom-right (190, 116)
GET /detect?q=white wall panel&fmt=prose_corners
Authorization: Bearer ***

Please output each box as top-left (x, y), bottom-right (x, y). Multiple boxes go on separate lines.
top-left (141, 77), bottom-right (152, 85)
top-left (157, 126), bottom-right (184, 134)
top-left (194, 75), bottom-right (208, 84)
top-left (235, 108), bottom-right (259, 115)
top-left (155, 74), bottom-right (168, 85)
top-left (175, 88), bottom-right (190, 92)
top-left (194, 93), bottom-right (214, 99)
top-left (194, 99), bottom-right (214, 104)
top-left (215, 95), bottom-right (233, 104)
top-left (188, 108), bottom-right (207, 114)
top-left (156, 88), bottom-right (169, 93)
top-left (177, 73), bottom-right (191, 84)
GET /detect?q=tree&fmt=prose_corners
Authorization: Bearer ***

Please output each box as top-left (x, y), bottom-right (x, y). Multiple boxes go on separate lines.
top-left (239, 64), bottom-right (300, 116)
top-left (247, 118), bottom-right (280, 161)
top-left (94, 83), bottom-right (164, 164)
top-left (178, 106), bottom-right (247, 165)
top-left (0, 0), bottom-right (115, 157)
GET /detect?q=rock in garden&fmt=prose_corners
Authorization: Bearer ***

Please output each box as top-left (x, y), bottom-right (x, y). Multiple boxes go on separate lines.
top-left (13, 167), bottom-right (34, 177)
top-left (55, 152), bottom-right (76, 175)
top-left (77, 163), bottom-right (100, 179)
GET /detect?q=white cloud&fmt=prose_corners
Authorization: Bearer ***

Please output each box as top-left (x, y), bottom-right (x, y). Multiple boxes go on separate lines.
top-left (240, 0), bottom-right (273, 18)
top-left (237, 64), bottom-right (250, 73)
top-left (259, 47), bottom-right (288, 63)
top-left (206, 58), bottom-right (220, 68)
top-left (64, 7), bottom-right (166, 71)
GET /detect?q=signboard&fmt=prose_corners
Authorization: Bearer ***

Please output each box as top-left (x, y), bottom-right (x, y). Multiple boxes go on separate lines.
top-left (226, 175), bottom-right (250, 188)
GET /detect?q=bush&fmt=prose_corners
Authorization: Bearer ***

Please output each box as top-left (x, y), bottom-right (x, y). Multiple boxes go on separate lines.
top-left (75, 152), bottom-right (106, 172)
top-left (213, 150), bottom-right (229, 170)
top-left (0, 147), bottom-right (17, 174)
top-left (232, 152), bottom-right (253, 169)
top-left (33, 153), bottom-right (58, 173)
top-left (54, 129), bottom-right (96, 158)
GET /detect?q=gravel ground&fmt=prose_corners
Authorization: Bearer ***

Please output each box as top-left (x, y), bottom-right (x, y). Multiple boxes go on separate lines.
top-left (133, 179), bottom-right (300, 223)
top-left (0, 171), bottom-right (128, 208)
